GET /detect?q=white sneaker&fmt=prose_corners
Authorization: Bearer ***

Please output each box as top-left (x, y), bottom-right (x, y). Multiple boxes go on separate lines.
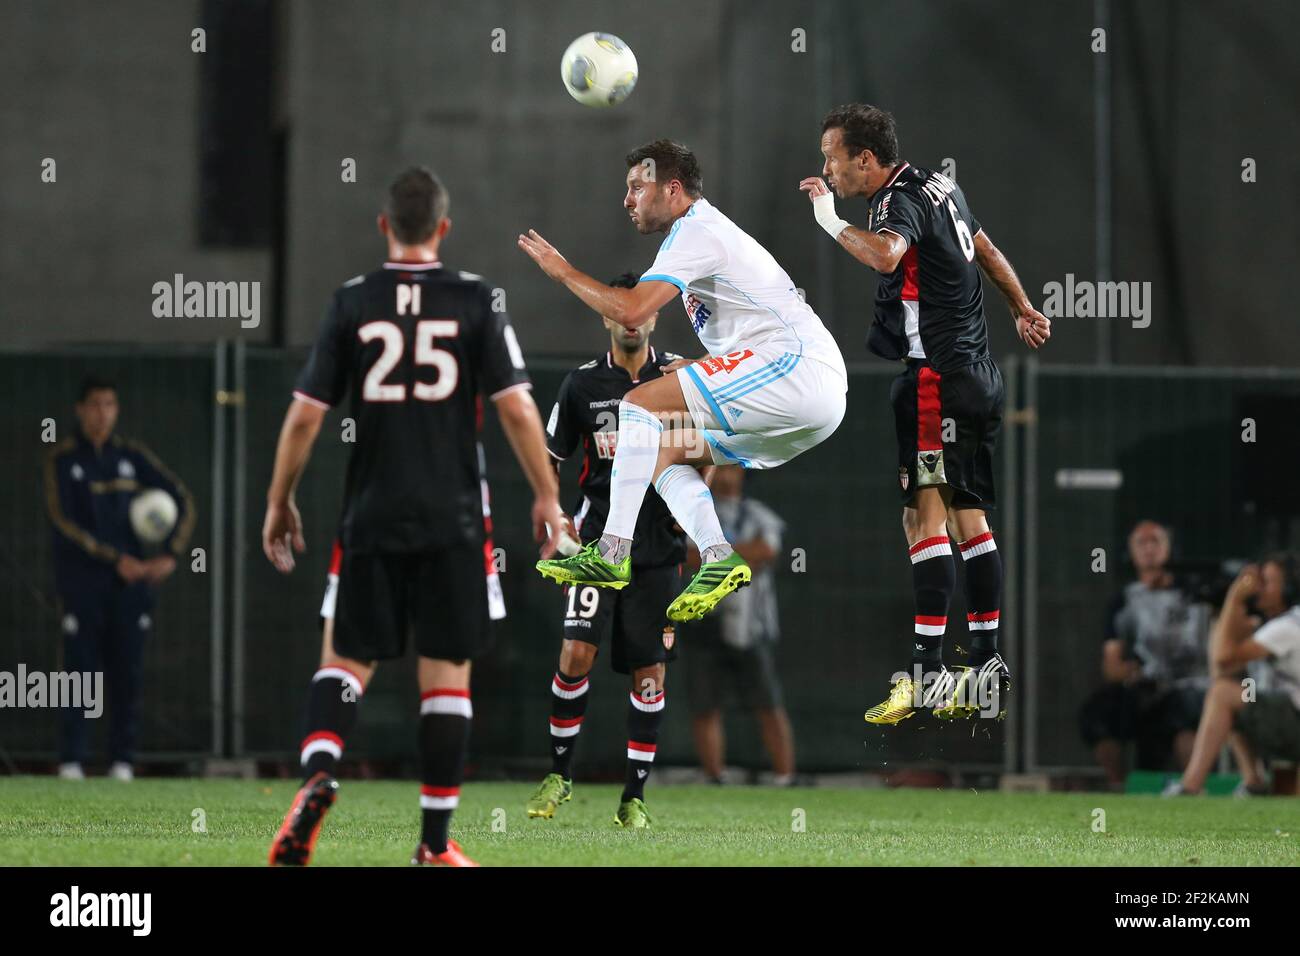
top-left (108, 762), bottom-right (134, 782)
top-left (57, 762), bottom-right (85, 781)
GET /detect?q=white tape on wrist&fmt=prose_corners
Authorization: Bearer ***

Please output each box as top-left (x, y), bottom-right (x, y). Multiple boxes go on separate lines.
top-left (812, 192), bottom-right (850, 239)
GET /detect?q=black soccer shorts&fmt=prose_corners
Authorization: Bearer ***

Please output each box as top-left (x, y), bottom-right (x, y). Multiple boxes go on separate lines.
top-left (330, 543), bottom-right (491, 663)
top-left (890, 357), bottom-right (1004, 508)
top-left (558, 564), bottom-right (681, 674)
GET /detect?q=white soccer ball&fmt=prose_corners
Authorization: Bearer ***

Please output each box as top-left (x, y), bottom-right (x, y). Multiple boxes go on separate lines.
top-left (130, 489), bottom-right (178, 544)
top-left (560, 32), bottom-right (638, 108)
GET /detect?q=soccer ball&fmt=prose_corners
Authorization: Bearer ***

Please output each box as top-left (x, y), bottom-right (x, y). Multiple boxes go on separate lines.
top-left (130, 489), bottom-right (178, 544)
top-left (560, 32), bottom-right (638, 107)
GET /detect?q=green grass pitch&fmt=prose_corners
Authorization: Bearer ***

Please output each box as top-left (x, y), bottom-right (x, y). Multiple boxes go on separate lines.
top-left (0, 776), bottom-right (1294, 866)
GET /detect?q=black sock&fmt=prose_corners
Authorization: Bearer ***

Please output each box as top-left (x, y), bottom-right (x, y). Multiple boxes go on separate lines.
top-left (549, 671), bottom-right (589, 779)
top-left (909, 535), bottom-right (955, 670)
top-left (300, 667), bottom-right (363, 783)
top-left (622, 688), bottom-right (664, 802)
top-left (959, 532), bottom-right (1002, 666)
top-left (418, 689), bottom-right (472, 854)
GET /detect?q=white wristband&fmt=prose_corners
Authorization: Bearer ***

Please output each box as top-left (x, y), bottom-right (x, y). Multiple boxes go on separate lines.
top-left (812, 192), bottom-right (850, 239)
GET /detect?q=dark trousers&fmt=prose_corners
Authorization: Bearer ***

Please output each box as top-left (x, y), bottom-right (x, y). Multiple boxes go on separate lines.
top-left (59, 585), bottom-right (153, 765)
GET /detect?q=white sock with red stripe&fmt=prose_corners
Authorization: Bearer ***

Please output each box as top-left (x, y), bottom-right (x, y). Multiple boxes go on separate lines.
top-left (300, 665), bottom-right (365, 782)
top-left (549, 671), bottom-right (589, 778)
top-left (623, 688), bottom-right (665, 802)
top-left (909, 534), bottom-right (955, 667)
top-left (959, 530), bottom-right (1002, 665)
top-left (418, 688), bottom-right (472, 854)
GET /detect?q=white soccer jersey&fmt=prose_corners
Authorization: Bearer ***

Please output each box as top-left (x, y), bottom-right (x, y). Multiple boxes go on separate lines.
top-left (640, 198), bottom-right (846, 378)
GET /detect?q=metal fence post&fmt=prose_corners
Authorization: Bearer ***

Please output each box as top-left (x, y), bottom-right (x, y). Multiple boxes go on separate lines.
top-left (1023, 356), bottom-right (1040, 773)
top-left (211, 340), bottom-right (228, 757)
top-left (232, 339), bottom-right (248, 756)
top-left (1001, 356), bottom-right (1020, 775)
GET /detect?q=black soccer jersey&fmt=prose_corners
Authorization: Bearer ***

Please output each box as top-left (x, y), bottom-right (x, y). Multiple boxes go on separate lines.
top-left (294, 260), bottom-right (531, 553)
top-left (866, 162), bottom-right (990, 374)
top-left (546, 347), bottom-right (686, 570)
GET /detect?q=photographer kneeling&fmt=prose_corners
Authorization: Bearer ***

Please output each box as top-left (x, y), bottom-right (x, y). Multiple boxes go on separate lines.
top-left (1165, 554), bottom-right (1300, 796)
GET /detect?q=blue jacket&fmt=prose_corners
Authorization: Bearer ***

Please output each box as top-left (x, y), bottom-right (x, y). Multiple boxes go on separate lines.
top-left (44, 429), bottom-right (196, 602)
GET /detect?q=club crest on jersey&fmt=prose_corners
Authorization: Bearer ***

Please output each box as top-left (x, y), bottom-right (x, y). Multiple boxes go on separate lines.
top-left (662, 626), bottom-right (676, 650)
top-left (685, 293), bottom-right (712, 332)
top-left (697, 349), bottom-right (755, 376)
top-left (898, 466), bottom-right (909, 491)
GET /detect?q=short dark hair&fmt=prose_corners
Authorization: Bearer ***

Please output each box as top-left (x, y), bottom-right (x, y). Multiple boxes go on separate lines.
top-left (77, 375), bottom-right (116, 402)
top-left (608, 272), bottom-right (639, 290)
top-left (384, 166), bottom-right (448, 244)
top-left (626, 139), bottom-right (703, 198)
top-left (821, 104), bottom-right (900, 166)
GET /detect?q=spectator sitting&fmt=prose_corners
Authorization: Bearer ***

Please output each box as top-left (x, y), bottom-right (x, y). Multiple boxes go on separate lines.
top-left (1165, 554), bottom-right (1300, 796)
top-left (682, 465), bottom-right (796, 785)
top-left (1078, 520), bottom-right (1211, 790)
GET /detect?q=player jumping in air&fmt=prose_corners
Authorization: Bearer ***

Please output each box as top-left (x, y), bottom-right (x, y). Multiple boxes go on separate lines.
top-left (526, 274), bottom-right (686, 829)
top-left (520, 140), bottom-right (848, 622)
top-left (800, 104), bottom-right (1050, 724)
top-left (263, 167), bottom-right (565, 867)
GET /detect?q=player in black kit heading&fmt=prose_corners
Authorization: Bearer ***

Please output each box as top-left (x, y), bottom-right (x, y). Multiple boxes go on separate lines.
top-left (801, 104), bottom-right (1051, 725)
top-left (263, 167), bottom-right (564, 867)
top-left (525, 274), bottom-right (686, 830)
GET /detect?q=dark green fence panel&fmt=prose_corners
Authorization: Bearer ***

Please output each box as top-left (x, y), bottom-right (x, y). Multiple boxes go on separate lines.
top-left (0, 348), bottom-right (215, 759)
top-left (1027, 365), bottom-right (1300, 770)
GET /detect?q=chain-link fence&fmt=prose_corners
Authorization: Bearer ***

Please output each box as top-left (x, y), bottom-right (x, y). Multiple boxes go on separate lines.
top-left (4, 346), bottom-right (1294, 775)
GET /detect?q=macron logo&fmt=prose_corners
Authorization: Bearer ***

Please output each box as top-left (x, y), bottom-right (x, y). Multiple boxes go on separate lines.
top-left (50, 886), bottom-right (151, 936)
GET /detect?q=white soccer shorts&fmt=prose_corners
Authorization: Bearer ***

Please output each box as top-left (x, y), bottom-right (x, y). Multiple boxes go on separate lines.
top-left (676, 344), bottom-right (847, 469)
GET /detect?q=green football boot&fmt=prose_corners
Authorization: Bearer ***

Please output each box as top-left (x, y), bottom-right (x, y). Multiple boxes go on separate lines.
top-left (614, 797), bottom-right (654, 829)
top-left (525, 772), bottom-right (573, 819)
top-left (536, 541), bottom-right (631, 589)
top-left (666, 552), bottom-right (751, 622)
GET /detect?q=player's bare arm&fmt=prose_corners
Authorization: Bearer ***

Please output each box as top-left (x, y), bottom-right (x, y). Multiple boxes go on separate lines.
top-left (799, 176), bottom-right (907, 273)
top-left (973, 229), bottom-right (1051, 349)
top-left (517, 229), bottom-right (677, 328)
top-left (262, 396), bottom-right (326, 573)
top-left (494, 385), bottom-right (566, 555)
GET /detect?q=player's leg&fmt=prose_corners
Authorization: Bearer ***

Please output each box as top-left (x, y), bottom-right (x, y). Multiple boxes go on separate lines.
top-left (269, 619), bottom-right (374, 867)
top-left (935, 360), bottom-right (1010, 718)
top-left (620, 661), bottom-right (665, 828)
top-left (270, 545), bottom-right (387, 866)
top-left (411, 656), bottom-right (478, 865)
top-left (300, 618), bottom-right (374, 780)
top-left (410, 545), bottom-right (491, 865)
top-left (865, 485), bottom-right (957, 725)
top-left (536, 371), bottom-right (712, 587)
top-left (526, 585), bottom-right (606, 819)
top-left (654, 442), bottom-right (751, 621)
top-left (598, 372), bottom-right (692, 559)
top-left (613, 565), bottom-right (677, 827)
top-left (301, 545), bottom-right (375, 782)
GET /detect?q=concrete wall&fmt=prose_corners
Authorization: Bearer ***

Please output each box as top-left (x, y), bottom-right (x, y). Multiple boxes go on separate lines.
top-left (3, 0), bottom-right (1297, 365)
